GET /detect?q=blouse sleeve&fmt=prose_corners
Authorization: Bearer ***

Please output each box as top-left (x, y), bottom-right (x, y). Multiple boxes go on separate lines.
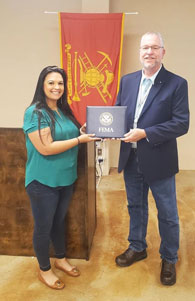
top-left (23, 106), bottom-right (50, 134)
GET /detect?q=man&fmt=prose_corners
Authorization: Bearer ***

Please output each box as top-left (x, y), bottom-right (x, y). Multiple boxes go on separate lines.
top-left (115, 32), bottom-right (189, 286)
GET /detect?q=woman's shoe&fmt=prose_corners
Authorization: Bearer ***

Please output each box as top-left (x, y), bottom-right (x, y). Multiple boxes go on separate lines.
top-left (38, 271), bottom-right (65, 290)
top-left (54, 261), bottom-right (80, 277)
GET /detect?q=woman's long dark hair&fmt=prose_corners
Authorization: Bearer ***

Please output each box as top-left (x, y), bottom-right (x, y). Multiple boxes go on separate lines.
top-left (29, 66), bottom-right (80, 137)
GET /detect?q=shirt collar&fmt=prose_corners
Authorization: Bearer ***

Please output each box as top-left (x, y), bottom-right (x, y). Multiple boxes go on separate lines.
top-left (141, 64), bottom-right (162, 85)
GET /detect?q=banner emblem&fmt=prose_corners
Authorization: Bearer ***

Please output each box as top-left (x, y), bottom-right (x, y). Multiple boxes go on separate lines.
top-left (65, 44), bottom-right (114, 105)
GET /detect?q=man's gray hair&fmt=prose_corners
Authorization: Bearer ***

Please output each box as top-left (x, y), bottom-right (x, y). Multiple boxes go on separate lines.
top-left (141, 32), bottom-right (164, 47)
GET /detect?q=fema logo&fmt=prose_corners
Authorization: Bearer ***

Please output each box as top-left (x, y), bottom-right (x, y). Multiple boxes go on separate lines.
top-left (99, 112), bottom-right (113, 126)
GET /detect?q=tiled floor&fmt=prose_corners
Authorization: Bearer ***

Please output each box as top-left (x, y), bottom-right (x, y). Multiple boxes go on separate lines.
top-left (0, 169), bottom-right (195, 301)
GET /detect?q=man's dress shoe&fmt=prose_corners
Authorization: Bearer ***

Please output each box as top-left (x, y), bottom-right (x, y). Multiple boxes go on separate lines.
top-left (115, 248), bottom-right (147, 267)
top-left (160, 259), bottom-right (176, 285)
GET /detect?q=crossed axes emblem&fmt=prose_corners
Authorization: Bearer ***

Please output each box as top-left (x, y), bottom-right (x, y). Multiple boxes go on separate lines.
top-left (65, 44), bottom-right (114, 105)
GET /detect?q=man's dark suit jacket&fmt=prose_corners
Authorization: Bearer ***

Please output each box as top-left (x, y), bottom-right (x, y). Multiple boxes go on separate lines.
top-left (115, 65), bottom-right (189, 183)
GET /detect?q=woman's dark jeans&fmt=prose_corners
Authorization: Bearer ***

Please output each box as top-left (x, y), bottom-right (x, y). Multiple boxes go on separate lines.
top-left (26, 180), bottom-right (74, 271)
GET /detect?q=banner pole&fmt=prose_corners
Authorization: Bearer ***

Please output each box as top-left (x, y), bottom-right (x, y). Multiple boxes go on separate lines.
top-left (44, 11), bottom-right (139, 15)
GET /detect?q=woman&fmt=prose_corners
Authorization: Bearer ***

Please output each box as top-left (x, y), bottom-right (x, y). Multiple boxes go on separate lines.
top-left (23, 66), bottom-right (97, 290)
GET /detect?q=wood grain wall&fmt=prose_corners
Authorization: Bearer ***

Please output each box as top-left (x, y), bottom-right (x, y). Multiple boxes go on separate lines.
top-left (0, 128), bottom-right (96, 259)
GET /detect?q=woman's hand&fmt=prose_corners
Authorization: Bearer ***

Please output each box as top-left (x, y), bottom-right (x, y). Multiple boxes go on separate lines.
top-left (80, 123), bottom-right (86, 135)
top-left (79, 123), bottom-right (101, 142)
top-left (78, 133), bottom-right (100, 143)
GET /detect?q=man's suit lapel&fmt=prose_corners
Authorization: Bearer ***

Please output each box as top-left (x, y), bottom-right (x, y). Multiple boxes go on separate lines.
top-left (130, 72), bottom-right (142, 118)
top-left (139, 66), bottom-right (167, 118)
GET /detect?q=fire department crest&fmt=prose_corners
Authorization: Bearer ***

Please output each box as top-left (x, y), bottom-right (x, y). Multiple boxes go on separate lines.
top-left (65, 44), bottom-right (114, 105)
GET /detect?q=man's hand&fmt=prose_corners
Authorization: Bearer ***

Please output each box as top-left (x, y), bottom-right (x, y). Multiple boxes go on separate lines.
top-left (121, 128), bottom-right (146, 143)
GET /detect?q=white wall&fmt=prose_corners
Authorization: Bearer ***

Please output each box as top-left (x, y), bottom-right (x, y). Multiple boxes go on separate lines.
top-left (0, 0), bottom-right (82, 127)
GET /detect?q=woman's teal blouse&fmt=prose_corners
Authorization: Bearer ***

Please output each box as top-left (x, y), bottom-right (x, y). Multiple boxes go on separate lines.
top-left (23, 105), bottom-right (79, 187)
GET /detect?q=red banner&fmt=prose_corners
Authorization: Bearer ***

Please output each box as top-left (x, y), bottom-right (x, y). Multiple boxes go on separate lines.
top-left (59, 13), bottom-right (124, 125)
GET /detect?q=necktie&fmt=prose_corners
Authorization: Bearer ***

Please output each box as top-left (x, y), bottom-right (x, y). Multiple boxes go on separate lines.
top-left (136, 78), bottom-right (152, 112)
top-left (134, 78), bottom-right (152, 124)
top-left (142, 78), bottom-right (152, 97)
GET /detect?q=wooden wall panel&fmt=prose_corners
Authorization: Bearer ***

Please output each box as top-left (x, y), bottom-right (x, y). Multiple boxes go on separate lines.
top-left (0, 128), bottom-right (96, 259)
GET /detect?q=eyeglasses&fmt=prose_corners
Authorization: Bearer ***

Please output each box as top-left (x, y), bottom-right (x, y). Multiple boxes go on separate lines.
top-left (140, 46), bottom-right (164, 51)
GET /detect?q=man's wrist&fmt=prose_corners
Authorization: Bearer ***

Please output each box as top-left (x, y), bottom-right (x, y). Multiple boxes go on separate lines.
top-left (143, 129), bottom-right (149, 142)
top-left (142, 129), bottom-right (147, 138)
